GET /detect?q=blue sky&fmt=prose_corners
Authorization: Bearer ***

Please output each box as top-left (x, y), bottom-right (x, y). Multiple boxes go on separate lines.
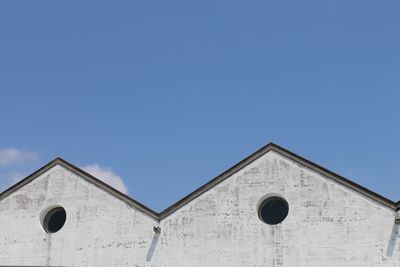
top-left (0, 1), bottom-right (399, 211)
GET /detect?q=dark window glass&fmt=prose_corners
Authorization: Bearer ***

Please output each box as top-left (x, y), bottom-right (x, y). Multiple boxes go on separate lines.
top-left (258, 197), bottom-right (288, 225)
top-left (43, 207), bottom-right (66, 233)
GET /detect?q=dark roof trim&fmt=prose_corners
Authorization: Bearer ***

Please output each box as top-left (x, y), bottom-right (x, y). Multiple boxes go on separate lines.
top-left (0, 158), bottom-right (159, 220)
top-left (159, 143), bottom-right (399, 219)
top-left (1, 143), bottom-right (399, 220)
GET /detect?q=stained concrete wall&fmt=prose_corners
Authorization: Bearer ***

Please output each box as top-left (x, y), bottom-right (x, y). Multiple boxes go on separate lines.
top-left (0, 151), bottom-right (399, 266)
top-left (0, 165), bottom-right (157, 266)
top-left (153, 151), bottom-right (400, 266)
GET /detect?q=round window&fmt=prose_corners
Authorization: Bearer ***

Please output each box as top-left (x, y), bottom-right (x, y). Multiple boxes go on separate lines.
top-left (258, 196), bottom-right (289, 225)
top-left (43, 207), bottom-right (66, 233)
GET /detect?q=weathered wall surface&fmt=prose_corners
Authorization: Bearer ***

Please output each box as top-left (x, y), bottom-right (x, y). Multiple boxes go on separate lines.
top-left (0, 151), bottom-right (399, 266)
top-left (153, 151), bottom-right (400, 267)
top-left (0, 165), bottom-right (157, 267)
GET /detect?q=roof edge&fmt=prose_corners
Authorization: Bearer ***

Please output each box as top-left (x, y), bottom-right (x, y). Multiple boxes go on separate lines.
top-left (0, 157), bottom-right (159, 221)
top-left (271, 144), bottom-right (398, 209)
top-left (159, 143), bottom-right (398, 219)
top-left (1, 143), bottom-right (398, 220)
top-left (0, 157), bottom-right (61, 202)
top-left (159, 143), bottom-right (277, 219)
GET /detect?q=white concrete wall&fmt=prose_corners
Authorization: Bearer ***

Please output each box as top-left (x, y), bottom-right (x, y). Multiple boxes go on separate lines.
top-left (0, 151), bottom-right (399, 266)
top-left (153, 151), bottom-right (400, 267)
top-left (0, 165), bottom-right (157, 266)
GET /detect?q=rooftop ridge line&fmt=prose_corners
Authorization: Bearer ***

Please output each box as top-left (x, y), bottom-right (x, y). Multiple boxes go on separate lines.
top-left (0, 143), bottom-right (398, 220)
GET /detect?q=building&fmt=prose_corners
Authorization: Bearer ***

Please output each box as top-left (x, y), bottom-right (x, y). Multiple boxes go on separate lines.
top-left (0, 143), bottom-right (399, 266)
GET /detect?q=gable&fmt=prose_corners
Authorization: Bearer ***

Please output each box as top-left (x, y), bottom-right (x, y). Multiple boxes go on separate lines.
top-left (154, 150), bottom-right (398, 266)
top-left (0, 164), bottom-right (158, 266)
top-left (160, 149), bottom-right (397, 224)
top-left (163, 149), bottom-right (396, 218)
top-left (0, 158), bottom-right (158, 220)
top-left (160, 143), bottom-right (399, 219)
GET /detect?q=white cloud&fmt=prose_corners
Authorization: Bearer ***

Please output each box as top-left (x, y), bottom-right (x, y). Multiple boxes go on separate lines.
top-left (82, 164), bottom-right (128, 194)
top-left (0, 148), bottom-right (38, 166)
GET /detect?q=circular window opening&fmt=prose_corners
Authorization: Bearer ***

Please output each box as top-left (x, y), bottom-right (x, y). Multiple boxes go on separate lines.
top-left (43, 207), bottom-right (66, 233)
top-left (258, 196), bottom-right (289, 225)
